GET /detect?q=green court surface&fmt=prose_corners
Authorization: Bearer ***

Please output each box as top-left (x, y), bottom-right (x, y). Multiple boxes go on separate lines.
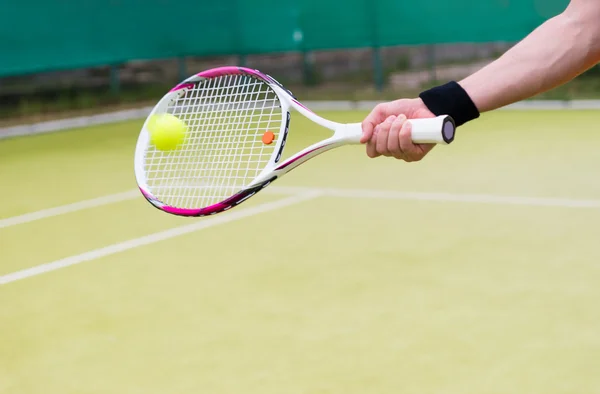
top-left (1, 109), bottom-right (600, 394)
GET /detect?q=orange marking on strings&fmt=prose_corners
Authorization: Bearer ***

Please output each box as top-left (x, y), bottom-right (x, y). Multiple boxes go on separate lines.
top-left (262, 131), bottom-right (275, 145)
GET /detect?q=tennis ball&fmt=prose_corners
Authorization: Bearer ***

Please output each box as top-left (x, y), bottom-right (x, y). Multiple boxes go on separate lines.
top-left (147, 113), bottom-right (187, 151)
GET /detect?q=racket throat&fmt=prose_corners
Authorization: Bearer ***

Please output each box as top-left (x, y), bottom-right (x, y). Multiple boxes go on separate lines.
top-left (334, 123), bottom-right (363, 144)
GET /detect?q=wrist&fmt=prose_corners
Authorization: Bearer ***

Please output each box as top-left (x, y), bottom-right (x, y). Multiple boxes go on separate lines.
top-left (412, 98), bottom-right (435, 116)
top-left (418, 81), bottom-right (480, 126)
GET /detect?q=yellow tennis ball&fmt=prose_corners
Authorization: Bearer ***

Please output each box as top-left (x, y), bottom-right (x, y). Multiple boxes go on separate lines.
top-left (147, 113), bottom-right (187, 151)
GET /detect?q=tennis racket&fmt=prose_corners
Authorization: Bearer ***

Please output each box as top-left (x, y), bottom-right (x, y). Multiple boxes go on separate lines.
top-left (134, 66), bottom-right (456, 217)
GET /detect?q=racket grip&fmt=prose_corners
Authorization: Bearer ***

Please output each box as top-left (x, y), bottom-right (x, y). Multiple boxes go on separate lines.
top-left (409, 115), bottom-right (455, 145)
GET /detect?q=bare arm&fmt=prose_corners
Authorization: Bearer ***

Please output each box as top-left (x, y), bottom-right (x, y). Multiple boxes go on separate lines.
top-left (361, 0), bottom-right (600, 162)
top-left (459, 0), bottom-right (600, 112)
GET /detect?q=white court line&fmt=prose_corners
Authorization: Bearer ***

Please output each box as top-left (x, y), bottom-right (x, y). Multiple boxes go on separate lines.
top-left (271, 187), bottom-right (600, 209)
top-left (0, 190), bottom-right (140, 229)
top-left (2, 186), bottom-right (600, 285)
top-left (0, 191), bottom-right (321, 286)
top-left (2, 185), bottom-right (600, 230)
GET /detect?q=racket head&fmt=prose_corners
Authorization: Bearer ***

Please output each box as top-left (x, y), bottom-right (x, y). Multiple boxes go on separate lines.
top-left (134, 67), bottom-right (293, 217)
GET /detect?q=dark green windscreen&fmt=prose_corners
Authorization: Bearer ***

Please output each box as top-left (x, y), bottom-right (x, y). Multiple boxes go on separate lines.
top-left (0, 0), bottom-right (568, 76)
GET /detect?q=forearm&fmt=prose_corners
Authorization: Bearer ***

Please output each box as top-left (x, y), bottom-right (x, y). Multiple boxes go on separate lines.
top-left (459, 5), bottom-right (600, 112)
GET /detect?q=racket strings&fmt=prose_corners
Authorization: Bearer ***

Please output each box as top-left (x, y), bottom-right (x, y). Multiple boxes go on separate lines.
top-left (144, 74), bottom-right (283, 209)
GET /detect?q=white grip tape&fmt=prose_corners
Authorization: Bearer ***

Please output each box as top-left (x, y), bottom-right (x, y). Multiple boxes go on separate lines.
top-left (409, 115), bottom-right (455, 145)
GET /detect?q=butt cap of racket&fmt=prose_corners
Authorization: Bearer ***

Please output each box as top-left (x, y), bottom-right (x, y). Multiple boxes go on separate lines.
top-left (409, 115), bottom-right (455, 145)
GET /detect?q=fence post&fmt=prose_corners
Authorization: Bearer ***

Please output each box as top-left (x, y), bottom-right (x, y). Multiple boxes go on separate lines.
top-left (427, 45), bottom-right (437, 83)
top-left (178, 56), bottom-right (187, 81)
top-left (373, 47), bottom-right (383, 92)
top-left (109, 65), bottom-right (120, 95)
top-left (369, 0), bottom-right (383, 92)
top-left (302, 50), bottom-right (315, 86)
top-left (293, 27), bottom-right (314, 86)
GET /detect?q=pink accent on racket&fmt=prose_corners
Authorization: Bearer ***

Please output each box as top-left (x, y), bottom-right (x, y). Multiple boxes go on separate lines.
top-left (134, 66), bottom-right (456, 217)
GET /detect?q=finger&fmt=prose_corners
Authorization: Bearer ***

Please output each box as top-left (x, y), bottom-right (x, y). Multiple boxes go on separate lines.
top-left (398, 121), bottom-right (433, 162)
top-left (366, 125), bottom-right (381, 158)
top-left (387, 114), bottom-right (406, 159)
top-left (360, 103), bottom-right (390, 144)
top-left (398, 122), bottom-right (419, 162)
top-left (376, 115), bottom-right (396, 157)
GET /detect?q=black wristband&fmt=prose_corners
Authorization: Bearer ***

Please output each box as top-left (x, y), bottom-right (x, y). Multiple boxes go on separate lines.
top-left (419, 81), bottom-right (480, 126)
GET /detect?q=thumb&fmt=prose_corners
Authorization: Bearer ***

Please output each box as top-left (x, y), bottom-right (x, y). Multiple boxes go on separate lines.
top-left (360, 120), bottom-right (373, 144)
top-left (360, 104), bottom-right (389, 144)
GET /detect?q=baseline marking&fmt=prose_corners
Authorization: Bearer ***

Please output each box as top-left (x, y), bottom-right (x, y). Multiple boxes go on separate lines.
top-left (0, 191), bottom-right (320, 286)
top-left (2, 186), bottom-right (599, 230)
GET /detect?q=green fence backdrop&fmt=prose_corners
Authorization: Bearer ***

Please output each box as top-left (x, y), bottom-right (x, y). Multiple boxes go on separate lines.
top-left (0, 0), bottom-right (568, 77)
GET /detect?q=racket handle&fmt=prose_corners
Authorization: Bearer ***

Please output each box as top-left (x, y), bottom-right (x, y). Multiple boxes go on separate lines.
top-left (340, 115), bottom-right (455, 145)
top-left (409, 115), bottom-right (455, 145)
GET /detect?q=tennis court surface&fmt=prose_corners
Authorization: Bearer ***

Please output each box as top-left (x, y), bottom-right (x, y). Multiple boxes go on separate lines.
top-left (2, 109), bottom-right (600, 394)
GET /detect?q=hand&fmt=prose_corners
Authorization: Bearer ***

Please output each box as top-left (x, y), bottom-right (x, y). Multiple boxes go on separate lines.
top-left (360, 98), bottom-right (437, 162)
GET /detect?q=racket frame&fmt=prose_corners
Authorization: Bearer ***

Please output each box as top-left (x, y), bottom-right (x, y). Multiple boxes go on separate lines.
top-left (135, 66), bottom-right (455, 217)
